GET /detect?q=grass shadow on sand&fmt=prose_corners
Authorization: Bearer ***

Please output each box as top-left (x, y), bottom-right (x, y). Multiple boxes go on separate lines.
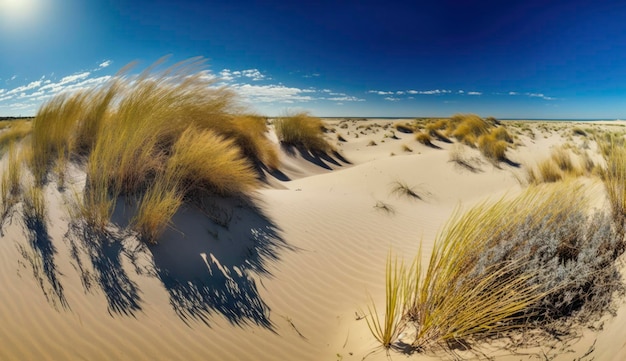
top-left (65, 224), bottom-right (142, 316)
top-left (146, 196), bottom-right (289, 329)
top-left (18, 210), bottom-right (69, 310)
top-left (282, 144), bottom-right (351, 170)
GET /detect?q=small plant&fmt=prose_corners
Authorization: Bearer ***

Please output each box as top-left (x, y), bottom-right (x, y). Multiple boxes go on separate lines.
top-left (373, 201), bottom-right (395, 214)
top-left (401, 144), bottom-right (413, 152)
top-left (367, 140), bottom-right (377, 146)
top-left (391, 181), bottom-right (421, 199)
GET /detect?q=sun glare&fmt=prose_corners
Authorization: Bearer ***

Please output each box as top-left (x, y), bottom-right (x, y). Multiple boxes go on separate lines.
top-left (0, 0), bottom-right (44, 29)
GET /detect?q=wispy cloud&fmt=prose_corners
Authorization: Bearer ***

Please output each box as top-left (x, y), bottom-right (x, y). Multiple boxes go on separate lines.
top-left (220, 68), bottom-right (266, 82)
top-left (234, 84), bottom-right (315, 103)
top-left (467, 91), bottom-right (482, 96)
top-left (368, 90), bottom-right (395, 95)
top-left (99, 60), bottom-right (112, 69)
top-left (384, 97), bottom-right (400, 102)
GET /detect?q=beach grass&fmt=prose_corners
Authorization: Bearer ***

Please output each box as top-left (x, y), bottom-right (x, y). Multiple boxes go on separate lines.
top-left (29, 57), bottom-right (270, 240)
top-left (369, 182), bottom-right (623, 351)
top-left (274, 112), bottom-right (332, 153)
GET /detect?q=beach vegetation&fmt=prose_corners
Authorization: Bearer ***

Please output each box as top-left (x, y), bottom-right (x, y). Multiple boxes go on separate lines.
top-left (29, 57), bottom-right (271, 241)
top-left (368, 183), bottom-right (624, 352)
top-left (274, 112), bottom-right (332, 154)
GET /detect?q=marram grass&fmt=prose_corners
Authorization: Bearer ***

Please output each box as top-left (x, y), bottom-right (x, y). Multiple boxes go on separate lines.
top-left (274, 112), bottom-right (332, 153)
top-left (29, 57), bottom-right (274, 241)
top-left (368, 182), bottom-right (624, 352)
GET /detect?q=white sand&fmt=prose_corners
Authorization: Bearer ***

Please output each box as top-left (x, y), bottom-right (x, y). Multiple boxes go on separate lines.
top-left (0, 119), bottom-right (625, 360)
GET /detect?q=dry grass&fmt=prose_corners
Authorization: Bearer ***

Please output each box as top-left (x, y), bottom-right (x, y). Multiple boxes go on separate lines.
top-left (30, 57), bottom-right (272, 241)
top-left (450, 114), bottom-right (490, 144)
top-left (526, 147), bottom-right (583, 185)
top-left (0, 120), bottom-right (33, 153)
top-left (394, 123), bottom-right (414, 134)
top-left (477, 132), bottom-right (508, 163)
top-left (600, 138), bottom-right (626, 239)
top-left (369, 183), bottom-right (624, 352)
top-left (401, 144), bottom-right (413, 152)
top-left (391, 181), bottom-right (421, 200)
top-left (22, 182), bottom-right (46, 224)
top-left (274, 112), bottom-right (332, 154)
top-left (415, 132), bottom-right (434, 147)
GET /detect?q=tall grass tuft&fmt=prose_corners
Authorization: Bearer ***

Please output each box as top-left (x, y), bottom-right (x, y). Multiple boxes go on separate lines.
top-left (600, 138), bottom-right (626, 240)
top-left (31, 57), bottom-right (271, 241)
top-left (366, 254), bottom-right (406, 349)
top-left (274, 112), bottom-right (332, 154)
top-left (477, 132), bottom-right (508, 163)
top-left (369, 183), bottom-right (624, 352)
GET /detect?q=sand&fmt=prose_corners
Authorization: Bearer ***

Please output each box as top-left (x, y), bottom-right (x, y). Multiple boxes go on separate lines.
top-left (0, 118), bottom-right (625, 360)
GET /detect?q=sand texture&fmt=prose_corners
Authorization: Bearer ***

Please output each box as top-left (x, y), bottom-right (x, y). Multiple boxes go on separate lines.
top-left (1, 118), bottom-right (626, 360)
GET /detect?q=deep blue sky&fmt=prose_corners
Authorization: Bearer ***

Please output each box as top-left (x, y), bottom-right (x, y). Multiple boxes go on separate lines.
top-left (2, 0), bottom-right (626, 118)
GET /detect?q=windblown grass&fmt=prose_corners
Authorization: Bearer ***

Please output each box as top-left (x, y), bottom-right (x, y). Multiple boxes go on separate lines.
top-left (477, 132), bottom-right (508, 163)
top-left (274, 112), bottom-right (332, 154)
top-left (600, 137), bottom-right (626, 240)
top-left (390, 181), bottom-right (421, 199)
top-left (450, 114), bottom-right (490, 144)
top-left (368, 183), bottom-right (624, 352)
top-left (415, 132), bottom-right (434, 147)
top-left (0, 120), bottom-right (32, 153)
top-left (30, 57), bottom-right (272, 241)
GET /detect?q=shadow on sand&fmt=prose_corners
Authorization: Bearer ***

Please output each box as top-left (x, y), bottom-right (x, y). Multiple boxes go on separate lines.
top-left (146, 196), bottom-right (289, 329)
top-left (65, 223), bottom-right (142, 316)
top-left (18, 210), bottom-right (69, 310)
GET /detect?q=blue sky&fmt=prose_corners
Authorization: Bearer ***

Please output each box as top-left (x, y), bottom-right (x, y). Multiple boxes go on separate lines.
top-left (1, 0), bottom-right (626, 118)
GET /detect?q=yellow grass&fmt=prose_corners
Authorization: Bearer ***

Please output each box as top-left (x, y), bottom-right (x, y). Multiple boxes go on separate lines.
top-left (368, 183), bottom-right (609, 351)
top-left (450, 114), bottom-right (490, 144)
top-left (600, 138), bottom-right (626, 237)
top-left (274, 112), bottom-right (332, 153)
top-left (415, 132), bottom-right (433, 146)
top-left (23, 182), bottom-right (46, 224)
top-left (29, 58), bottom-right (274, 240)
top-left (0, 120), bottom-right (33, 153)
top-left (477, 132), bottom-right (508, 163)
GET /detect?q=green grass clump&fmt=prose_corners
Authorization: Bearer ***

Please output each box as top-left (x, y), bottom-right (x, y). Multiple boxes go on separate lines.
top-left (274, 112), bottom-right (332, 154)
top-left (368, 183), bottom-right (624, 352)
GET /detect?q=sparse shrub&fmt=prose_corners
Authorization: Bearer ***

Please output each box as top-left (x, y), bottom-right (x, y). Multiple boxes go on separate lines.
top-left (401, 144), bottom-right (413, 152)
top-left (274, 112), bottom-right (332, 153)
top-left (337, 133), bottom-right (347, 142)
top-left (367, 140), bottom-right (377, 146)
top-left (428, 129), bottom-right (451, 143)
top-left (572, 127), bottom-right (588, 137)
top-left (368, 183), bottom-right (624, 352)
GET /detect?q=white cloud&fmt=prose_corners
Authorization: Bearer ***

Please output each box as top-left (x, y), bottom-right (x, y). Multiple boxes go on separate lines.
top-left (6, 80), bottom-right (42, 95)
top-left (99, 60), bottom-right (112, 68)
top-left (467, 91), bottom-right (482, 95)
top-left (526, 92), bottom-right (555, 100)
top-left (220, 68), bottom-right (266, 82)
top-left (368, 90), bottom-right (394, 95)
top-left (384, 97), bottom-right (400, 102)
top-left (327, 96), bottom-right (365, 102)
top-left (509, 91), bottom-right (518, 95)
top-left (234, 84), bottom-right (314, 103)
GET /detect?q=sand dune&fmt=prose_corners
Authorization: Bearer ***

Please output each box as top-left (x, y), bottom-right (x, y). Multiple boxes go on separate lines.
top-left (1, 118), bottom-right (625, 360)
